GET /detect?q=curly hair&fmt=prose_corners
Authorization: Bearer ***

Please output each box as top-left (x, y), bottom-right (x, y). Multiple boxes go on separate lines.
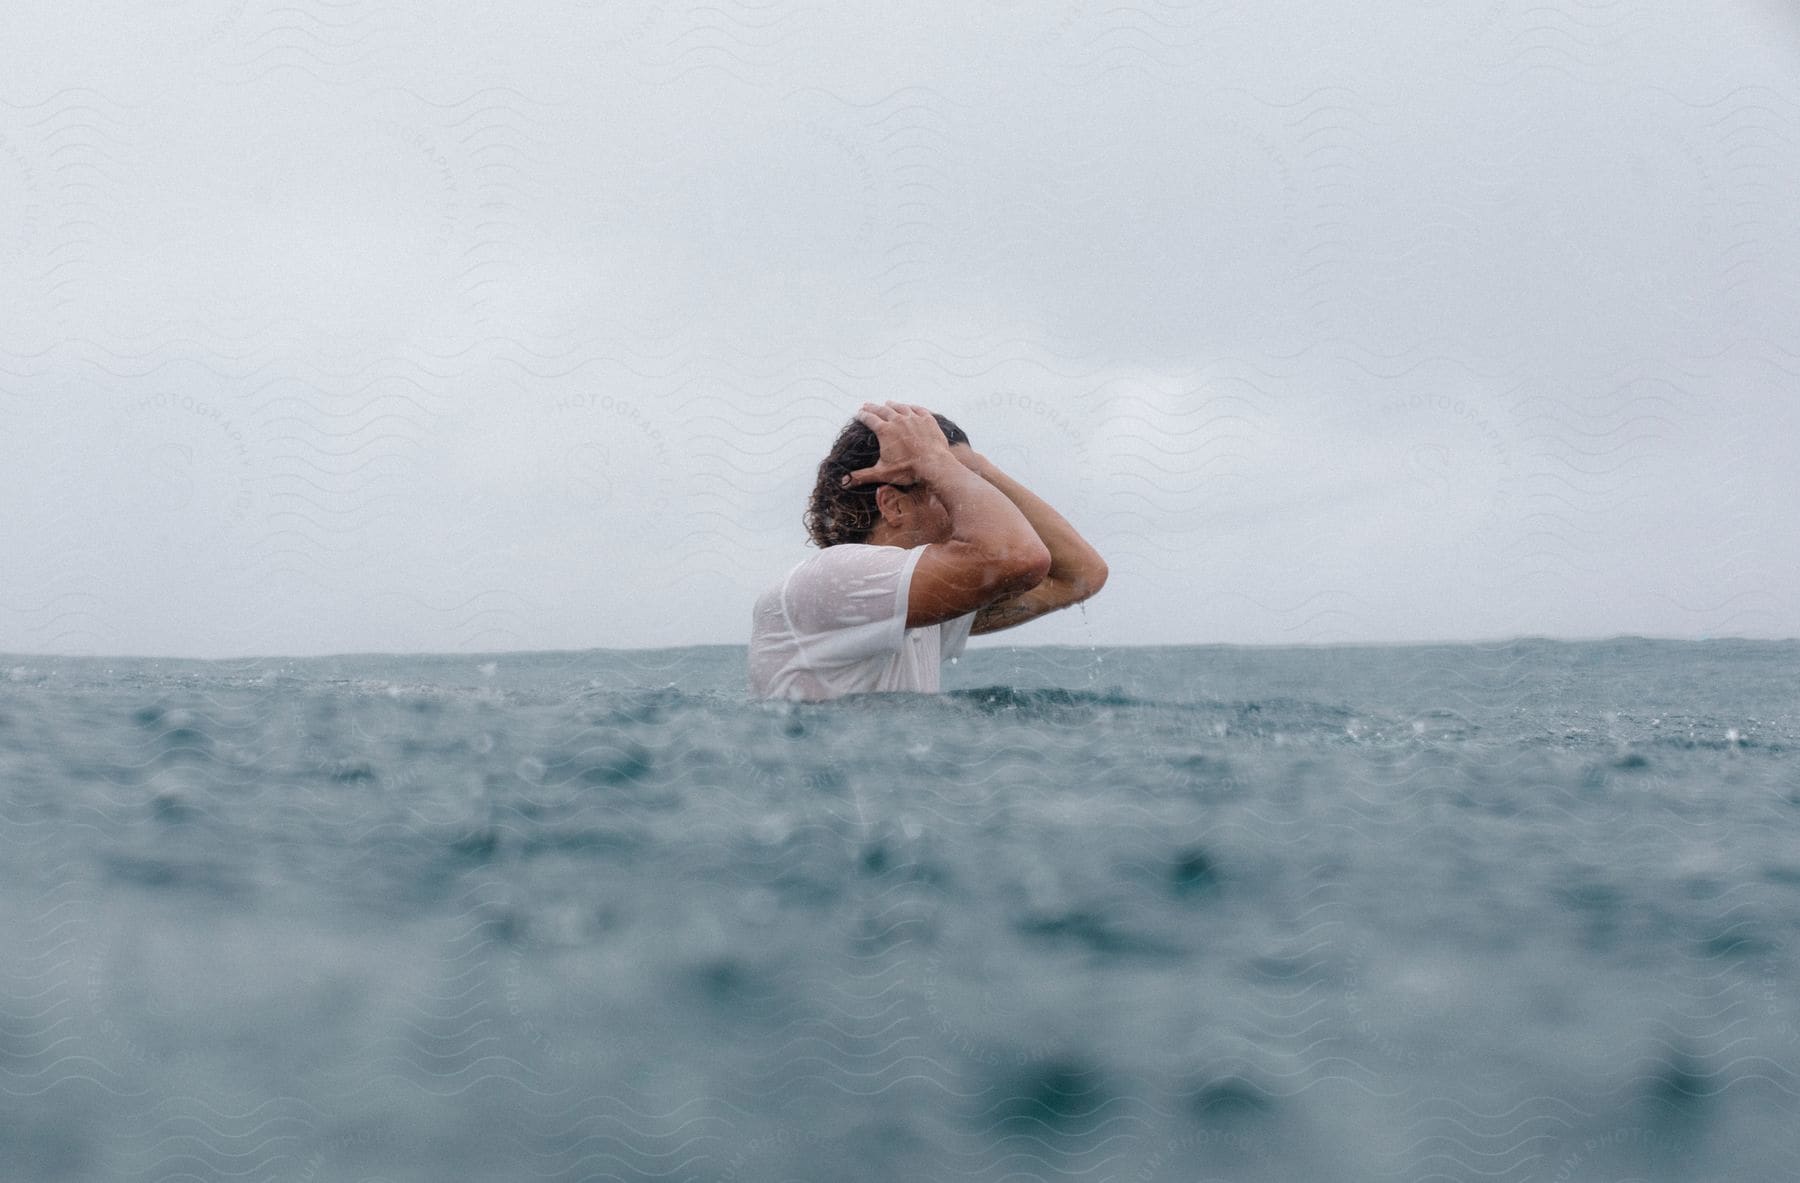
top-left (803, 412), bottom-right (969, 547)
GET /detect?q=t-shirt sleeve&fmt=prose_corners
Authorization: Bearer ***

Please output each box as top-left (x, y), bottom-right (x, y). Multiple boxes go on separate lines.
top-left (941, 611), bottom-right (976, 662)
top-left (781, 544), bottom-right (924, 669)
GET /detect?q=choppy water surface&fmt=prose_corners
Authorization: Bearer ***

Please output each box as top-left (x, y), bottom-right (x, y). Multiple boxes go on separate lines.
top-left (3, 639), bottom-right (1799, 1181)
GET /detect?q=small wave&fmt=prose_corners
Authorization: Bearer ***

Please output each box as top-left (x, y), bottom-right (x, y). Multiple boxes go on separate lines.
top-left (947, 685), bottom-right (1153, 714)
top-left (1012, 907), bottom-right (1188, 959)
top-left (102, 850), bottom-right (249, 898)
top-left (982, 1057), bottom-right (1116, 1135)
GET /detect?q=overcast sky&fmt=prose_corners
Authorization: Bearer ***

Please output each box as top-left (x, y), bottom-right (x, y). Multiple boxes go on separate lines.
top-left (2, 2), bottom-right (1797, 656)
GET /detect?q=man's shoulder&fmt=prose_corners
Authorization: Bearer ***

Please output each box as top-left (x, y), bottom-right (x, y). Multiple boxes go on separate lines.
top-left (755, 546), bottom-right (875, 609)
top-left (762, 543), bottom-right (925, 632)
top-left (805, 542), bottom-right (905, 561)
top-left (782, 543), bottom-right (911, 580)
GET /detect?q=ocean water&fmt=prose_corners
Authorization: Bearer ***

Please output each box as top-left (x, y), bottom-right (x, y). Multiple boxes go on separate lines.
top-left (3, 638), bottom-right (1798, 1182)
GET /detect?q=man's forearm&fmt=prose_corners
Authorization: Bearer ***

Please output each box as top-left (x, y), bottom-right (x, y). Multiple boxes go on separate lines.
top-left (963, 454), bottom-right (1107, 593)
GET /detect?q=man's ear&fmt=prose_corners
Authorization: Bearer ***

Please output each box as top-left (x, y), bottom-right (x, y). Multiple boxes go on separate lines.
top-left (873, 484), bottom-right (900, 522)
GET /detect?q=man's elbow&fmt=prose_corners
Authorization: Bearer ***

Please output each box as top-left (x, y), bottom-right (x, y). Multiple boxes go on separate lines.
top-left (1068, 557), bottom-right (1108, 603)
top-left (998, 542), bottom-right (1052, 596)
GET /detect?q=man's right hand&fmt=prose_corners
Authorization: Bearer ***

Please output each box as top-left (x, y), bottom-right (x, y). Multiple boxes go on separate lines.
top-left (841, 402), bottom-right (956, 488)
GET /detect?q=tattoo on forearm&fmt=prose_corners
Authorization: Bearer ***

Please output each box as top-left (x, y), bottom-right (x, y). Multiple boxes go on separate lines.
top-left (973, 599), bottom-right (1037, 633)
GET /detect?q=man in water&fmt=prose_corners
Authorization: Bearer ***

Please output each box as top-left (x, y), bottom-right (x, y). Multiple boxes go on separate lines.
top-left (749, 401), bottom-right (1108, 701)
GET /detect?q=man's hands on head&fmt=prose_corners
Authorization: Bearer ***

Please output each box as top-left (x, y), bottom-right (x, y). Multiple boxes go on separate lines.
top-left (842, 402), bottom-right (958, 489)
top-left (835, 402), bottom-right (1048, 627)
top-left (831, 400), bottom-right (1106, 635)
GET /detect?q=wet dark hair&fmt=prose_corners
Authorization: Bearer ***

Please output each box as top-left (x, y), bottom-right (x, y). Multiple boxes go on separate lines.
top-left (804, 412), bottom-right (970, 547)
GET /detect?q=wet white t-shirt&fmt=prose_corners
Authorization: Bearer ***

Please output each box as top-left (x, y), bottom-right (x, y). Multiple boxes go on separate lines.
top-left (748, 543), bottom-right (976, 701)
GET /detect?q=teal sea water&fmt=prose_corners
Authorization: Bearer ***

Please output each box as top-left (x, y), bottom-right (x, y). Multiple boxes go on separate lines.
top-left (3, 638), bottom-right (1798, 1181)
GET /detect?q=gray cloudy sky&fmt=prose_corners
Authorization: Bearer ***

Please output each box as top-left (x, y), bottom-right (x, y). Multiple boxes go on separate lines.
top-left (2, 2), bottom-right (1797, 656)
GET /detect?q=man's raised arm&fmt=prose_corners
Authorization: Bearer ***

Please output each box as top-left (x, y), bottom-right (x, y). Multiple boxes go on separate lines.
top-left (952, 445), bottom-right (1108, 635)
top-left (842, 402), bottom-right (1051, 629)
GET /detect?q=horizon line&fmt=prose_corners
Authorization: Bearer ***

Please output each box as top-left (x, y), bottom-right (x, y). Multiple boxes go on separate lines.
top-left (4, 632), bottom-right (1796, 664)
